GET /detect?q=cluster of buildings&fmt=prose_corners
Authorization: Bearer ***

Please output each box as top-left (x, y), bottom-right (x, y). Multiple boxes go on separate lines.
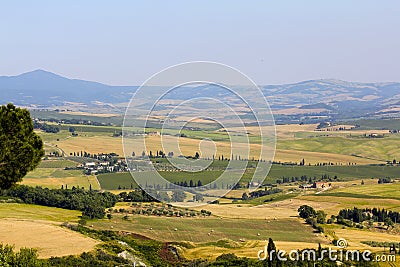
top-left (81, 160), bottom-right (129, 175)
top-left (299, 182), bottom-right (332, 189)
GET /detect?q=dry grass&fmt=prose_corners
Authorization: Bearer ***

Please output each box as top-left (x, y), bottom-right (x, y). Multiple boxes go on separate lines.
top-left (55, 134), bottom-right (381, 164)
top-left (180, 240), bottom-right (323, 260)
top-left (21, 176), bottom-right (100, 190)
top-left (296, 180), bottom-right (400, 214)
top-left (333, 228), bottom-right (400, 251)
top-left (59, 111), bottom-right (119, 117)
top-left (297, 195), bottom-right (400, 215)
top-left (55, 136), bottom-right (124, 155)
top-left (192, 199), bottom-right (337, 220)
top-left (274, 107), bottom-right (328, 115)
top-left (274, 149), bottom-right (380, 164)
top-left (0, 219), bottom-right (99, 258)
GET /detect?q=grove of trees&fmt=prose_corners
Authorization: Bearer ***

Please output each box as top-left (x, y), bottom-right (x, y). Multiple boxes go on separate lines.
top-left (0, 185), bottom-right (118, 219)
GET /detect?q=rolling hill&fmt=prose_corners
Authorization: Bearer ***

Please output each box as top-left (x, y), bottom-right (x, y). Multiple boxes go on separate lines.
top-left (1, 70), bottom-right (400, 121)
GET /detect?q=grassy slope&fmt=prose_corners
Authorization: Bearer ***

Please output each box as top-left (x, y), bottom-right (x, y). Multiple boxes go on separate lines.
top-left (297, 181), bottom-right (400, 214)
top-left (278, 134), bottom-right (400, 162)
top-left (93, 215), bottom-right (321, 243)
top-left (0, 203), bottom-right (80, 222)
top-left (40, 127), bottom-right (390, 165)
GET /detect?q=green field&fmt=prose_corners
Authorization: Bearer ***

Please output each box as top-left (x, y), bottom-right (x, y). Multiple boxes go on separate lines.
top-left (97, 171), bottom-right (224, 190)
top-left (38, 159), bottom-right (78, 168)
top-left (319, 182), bottom-right (400, 200)
top-left (268, 164), bottom-right (400, 179)
top-left (345, 119), bottom-right (400, 130)
top-left (278, 134), bottom-right (400, 162)
top-left (22, 159), bottom-right (99, 190)
top-left (0, 203), bottom-right (80, 222)
top-left (30, 110), bottom-right (123, 125)
top-left (97, 165), bottom-right (400, 190)
top-left (25, 168), bottom-right (83, 178)
top-left (93, 215), bottom-right (320, 243)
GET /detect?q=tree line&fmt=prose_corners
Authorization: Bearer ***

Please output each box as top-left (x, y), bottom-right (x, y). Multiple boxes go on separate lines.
top-left (33, 121), bottom-right (60, 133)
top-left (298, 205), bottom-right (326, 233)
top-left (338, 207), bottom-right (399, 226)
top-left (0, 185), bottom-right (118, 219)
top-left (277, 174), bottom-right (338, 184)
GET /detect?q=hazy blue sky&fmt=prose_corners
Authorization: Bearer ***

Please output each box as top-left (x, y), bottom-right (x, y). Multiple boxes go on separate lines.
top-left (0, 1), bottom-right (399, 85)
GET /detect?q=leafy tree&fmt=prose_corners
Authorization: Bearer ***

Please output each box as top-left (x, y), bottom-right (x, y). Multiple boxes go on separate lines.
top-left (0, 244), bottom-right (40, 266)
top-left (0, 104), bottom-right (44, 189)
top-left (298, 205), bottom-right (317, 219)
top-left (82, 204), bottom-right (105, 219)
top-left (316, 210), bottom-right (327, 224)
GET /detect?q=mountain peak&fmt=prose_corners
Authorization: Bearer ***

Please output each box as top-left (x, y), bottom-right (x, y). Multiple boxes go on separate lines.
top-left (18, 69), bottom-right (65, 79)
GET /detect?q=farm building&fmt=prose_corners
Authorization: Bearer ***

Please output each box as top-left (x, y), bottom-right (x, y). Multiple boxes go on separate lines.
top-left (313, 182), bottom-right (331, 189)
top-left (147, 131), bottom-right (160, 136)
top-left (300, 182), bottom-right (332, 189)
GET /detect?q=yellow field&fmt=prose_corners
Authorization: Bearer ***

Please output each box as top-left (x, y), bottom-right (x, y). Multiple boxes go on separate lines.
top-left (333, 227), bottom-right (400, 250)
top-left (59, 111), bottom-right (119, 117)
top-left (274, 149), bottom-right (380, 164)
top-left (54, 134), bottom-right (382, 164)
top-left (179, 240), bottom-right (322, 260)
top-left (195, 198), bottom-right (338, 219)
top-left (0, 219), bottom-right (99, 258)
top-left (297, 181), bottom-right (400, 214)
top-left (21, 176), bottom-right (100, 190)
top-left (0, 204), bottom-right (99, 258)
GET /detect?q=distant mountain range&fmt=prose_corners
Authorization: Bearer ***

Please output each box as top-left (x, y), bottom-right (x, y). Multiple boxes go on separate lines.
top-left (1, 70), bottom-right (400, 121)
top-left (0, 70), bottom-right (137, 109)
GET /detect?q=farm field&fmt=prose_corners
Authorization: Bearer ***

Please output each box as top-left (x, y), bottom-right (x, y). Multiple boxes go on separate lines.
top-left (21, 159), bottom-right (100, 190)
top-left (21, 176), bottom-right (99, 190)
top-left (13, 121), bottom-right (400, 264)
top-left (320, 181), bottom-right (400, 199)
top-left (179, 240), bottom-right (322, 260)
top-left (40, 126), bottom-right (390, 165)
top-left (0, 219), bottom-right (99, 258)
top-left (96, 165), bottom-right (400, 190)
top-left (297, 181), bottom-right (400, 214)
top-left (0, 204), bottom-right (100, 258)
top-left (0, 203), bottom-right (81, 222)
top-left (92, 215), bottom-right (324, 244)
top-left (278, 134), bottom-right (400, 162)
